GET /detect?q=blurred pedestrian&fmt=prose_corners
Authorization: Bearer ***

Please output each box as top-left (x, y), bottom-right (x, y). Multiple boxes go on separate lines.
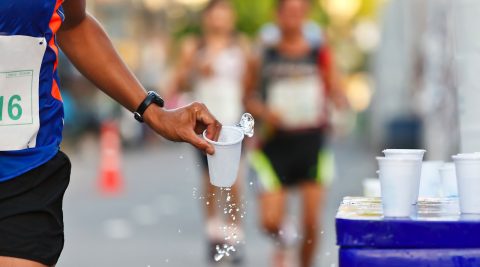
top-left (0, 1), bottom-right (221, 267)
top-left (246, 0), bottom-right (343, 266)
top-left (167, 0), bottom-right (254, 263)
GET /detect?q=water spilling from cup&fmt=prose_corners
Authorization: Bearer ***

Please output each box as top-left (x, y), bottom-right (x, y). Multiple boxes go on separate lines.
top-left (236, 113), bottom-right (255, 137)
top-left (203, 113), bottom-right (254, 187)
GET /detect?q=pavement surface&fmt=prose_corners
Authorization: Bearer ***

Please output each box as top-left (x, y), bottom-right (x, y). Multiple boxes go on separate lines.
top-left (57, 134), bottom-right (375, 267)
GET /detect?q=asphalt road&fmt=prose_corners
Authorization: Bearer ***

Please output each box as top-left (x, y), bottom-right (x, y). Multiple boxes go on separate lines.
top-left (57, 134), bottom-right (375, 267)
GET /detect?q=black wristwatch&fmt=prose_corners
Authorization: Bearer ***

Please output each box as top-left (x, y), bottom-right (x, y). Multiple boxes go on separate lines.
top-left (133, 91), bottom-right (165, 123)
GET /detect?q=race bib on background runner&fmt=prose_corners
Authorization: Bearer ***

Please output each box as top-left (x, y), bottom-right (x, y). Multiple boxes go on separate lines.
top-left (267, 75), bottom-right (325, 130)
top-left (0, 35), bottom-right (46, 151)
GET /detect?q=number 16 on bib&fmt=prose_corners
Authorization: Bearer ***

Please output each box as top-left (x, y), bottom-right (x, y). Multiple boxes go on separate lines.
top-left (0, 36), bottom-right (46, 151)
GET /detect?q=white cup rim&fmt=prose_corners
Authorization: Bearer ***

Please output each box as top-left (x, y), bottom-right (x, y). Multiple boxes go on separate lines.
top-left (383, 149), bottom-right (426, 154)
top-left (452, 153), bottom-right (480, 161)
top-left (203, 126), bottom-right (244, 146)
top-left (422, 160), bottom-right (444, 164)
top-left (376, 156), bottom-right (422, 162)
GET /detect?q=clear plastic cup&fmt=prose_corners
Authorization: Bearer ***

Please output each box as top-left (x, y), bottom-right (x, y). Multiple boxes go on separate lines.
top-left (363, 178), bottom-right (381, 197)
top-left (439, 163), bottom-right (458, 198)
top-left (452, 153), bottom-right (480, 214)
top-left (382, 149), bottom-right (426, 204)
top-left (377, 157), bottom-right (422, 217)
top-left (419, 161), bottom-right (444, 198)
top-left (203, 126), bottom-right (244, 187)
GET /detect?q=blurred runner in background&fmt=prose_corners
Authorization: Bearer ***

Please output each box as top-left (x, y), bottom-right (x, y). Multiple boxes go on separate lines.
top-left (246, 0), bottom-right (344, 266)
top-left (168, 0), bottom-right (254, 263)
top-left (0, 1), bottom-right (221, 266)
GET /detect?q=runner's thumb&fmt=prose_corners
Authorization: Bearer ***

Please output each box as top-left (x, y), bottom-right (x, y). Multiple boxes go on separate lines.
top-left (186, 132), bottom-right (215, 155)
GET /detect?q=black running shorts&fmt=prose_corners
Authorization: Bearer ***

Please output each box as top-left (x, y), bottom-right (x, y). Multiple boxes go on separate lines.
top-left (0, 151), bottom-right (71, 266)
top-left (250, 130), bottom-right (332, 191)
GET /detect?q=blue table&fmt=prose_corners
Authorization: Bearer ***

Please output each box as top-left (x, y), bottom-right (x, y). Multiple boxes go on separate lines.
top-left (336, 197), bottom-right (480, 267)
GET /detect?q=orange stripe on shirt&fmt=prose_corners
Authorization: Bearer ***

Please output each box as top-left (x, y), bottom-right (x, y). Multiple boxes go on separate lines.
top-left (49, 0), bottom-right (63, 101)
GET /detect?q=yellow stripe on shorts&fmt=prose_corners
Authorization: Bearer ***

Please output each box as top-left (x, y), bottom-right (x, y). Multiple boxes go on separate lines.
top-left (249, 150), bottom-right (282, 192)
top-left (317, 149), bottom-right (335, 186)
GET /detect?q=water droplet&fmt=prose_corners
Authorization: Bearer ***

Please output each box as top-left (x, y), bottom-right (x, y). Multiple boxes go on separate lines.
top-left (179, 155), bottom-right (184, 159)
top-left (214, 254), bottom-right (224, 262)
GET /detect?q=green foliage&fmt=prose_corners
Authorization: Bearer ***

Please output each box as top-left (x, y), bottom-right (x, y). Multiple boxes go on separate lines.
top-left (231, 0), bottom-right (276, 36)
top-left (172, 0), bottom-right (329, 39)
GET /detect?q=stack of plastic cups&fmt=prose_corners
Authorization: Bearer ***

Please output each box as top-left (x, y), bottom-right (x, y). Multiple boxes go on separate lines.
top-left (452, 153), bottom-right (480, 214)
top-left (377, 149), bottom-right (425, 217)
top-left (383, 149), bottom-right (426, 204)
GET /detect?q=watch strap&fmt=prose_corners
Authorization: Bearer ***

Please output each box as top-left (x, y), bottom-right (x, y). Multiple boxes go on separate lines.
top-left (134, 91), bottom-right (164, 123)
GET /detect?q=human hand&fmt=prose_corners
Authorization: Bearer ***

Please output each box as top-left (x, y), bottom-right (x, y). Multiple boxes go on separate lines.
top-left (143, 102), bottom-right (222, 155)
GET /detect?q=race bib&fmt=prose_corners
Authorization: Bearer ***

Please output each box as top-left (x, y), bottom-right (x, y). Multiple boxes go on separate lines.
top-left (0, 35), bottom-right (46, 151)
top-left (267, 75), bottom-right (325, 130)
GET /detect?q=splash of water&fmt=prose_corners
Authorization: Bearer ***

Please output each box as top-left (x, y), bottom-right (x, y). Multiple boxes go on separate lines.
top-left (212, 188), bottom-right (247, 262)
top-left (214, 244), bottom-right (237, 262)
top-left (236, 113), bottom-right (255, 138)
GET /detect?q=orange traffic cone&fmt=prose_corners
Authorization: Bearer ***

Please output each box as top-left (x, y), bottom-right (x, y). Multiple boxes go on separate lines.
top-left (98, 121), bottom-right (124, 195)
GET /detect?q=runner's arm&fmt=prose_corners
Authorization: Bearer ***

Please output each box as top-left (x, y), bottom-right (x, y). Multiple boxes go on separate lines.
top-left (318, 44), bottom-right (348, 109)
top-left (57, 0), bottom-right (221, 154)
top-left (243, 54), bottom-right (281, 128)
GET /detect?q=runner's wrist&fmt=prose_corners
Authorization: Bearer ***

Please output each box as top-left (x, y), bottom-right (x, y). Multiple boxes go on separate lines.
top-left (143, 104), bottom-right (166, 128)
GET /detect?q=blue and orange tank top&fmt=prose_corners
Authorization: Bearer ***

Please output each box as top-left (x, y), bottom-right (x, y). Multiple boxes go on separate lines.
top-left (0, 0), bottom-right (65, 181)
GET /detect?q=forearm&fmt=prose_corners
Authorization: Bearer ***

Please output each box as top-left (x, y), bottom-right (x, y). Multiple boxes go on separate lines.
top-left (58, 14), bottom-right (146, 112)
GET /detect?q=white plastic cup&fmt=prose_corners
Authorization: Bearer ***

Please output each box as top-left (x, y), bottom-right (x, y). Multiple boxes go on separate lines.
top-left (383, 149), bottom-right (426, 204)
top-left (452, 153), bottom-right (480, 214)
top-left (439, 163), bottom-right (458, 198)
top-left (203, 126), bottom-right (244, 187)
top-left (419, 161), bottom-right (444, 198)
top-left (377, 157), bottom-right (422, 217)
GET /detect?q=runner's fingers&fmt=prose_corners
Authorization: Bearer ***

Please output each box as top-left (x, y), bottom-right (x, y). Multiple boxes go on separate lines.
top-left (186, 131), bottom-right (215, 155)
top-left (192, 102), bottom-right (222, 141)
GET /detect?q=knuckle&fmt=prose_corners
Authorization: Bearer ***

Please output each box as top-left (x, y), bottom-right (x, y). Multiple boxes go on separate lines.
top-left (191, 101), bottom-right (202, 110)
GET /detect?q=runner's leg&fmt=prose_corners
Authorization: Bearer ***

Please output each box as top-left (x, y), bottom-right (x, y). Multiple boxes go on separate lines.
top-left (259, 189), bottom-right (288, 267)
top-left (299, 182), bottom-right (325, 267)
top-left (203, 170), bottom-right (218, 219)
top-left (0, 256), bottom-right (49, 267)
